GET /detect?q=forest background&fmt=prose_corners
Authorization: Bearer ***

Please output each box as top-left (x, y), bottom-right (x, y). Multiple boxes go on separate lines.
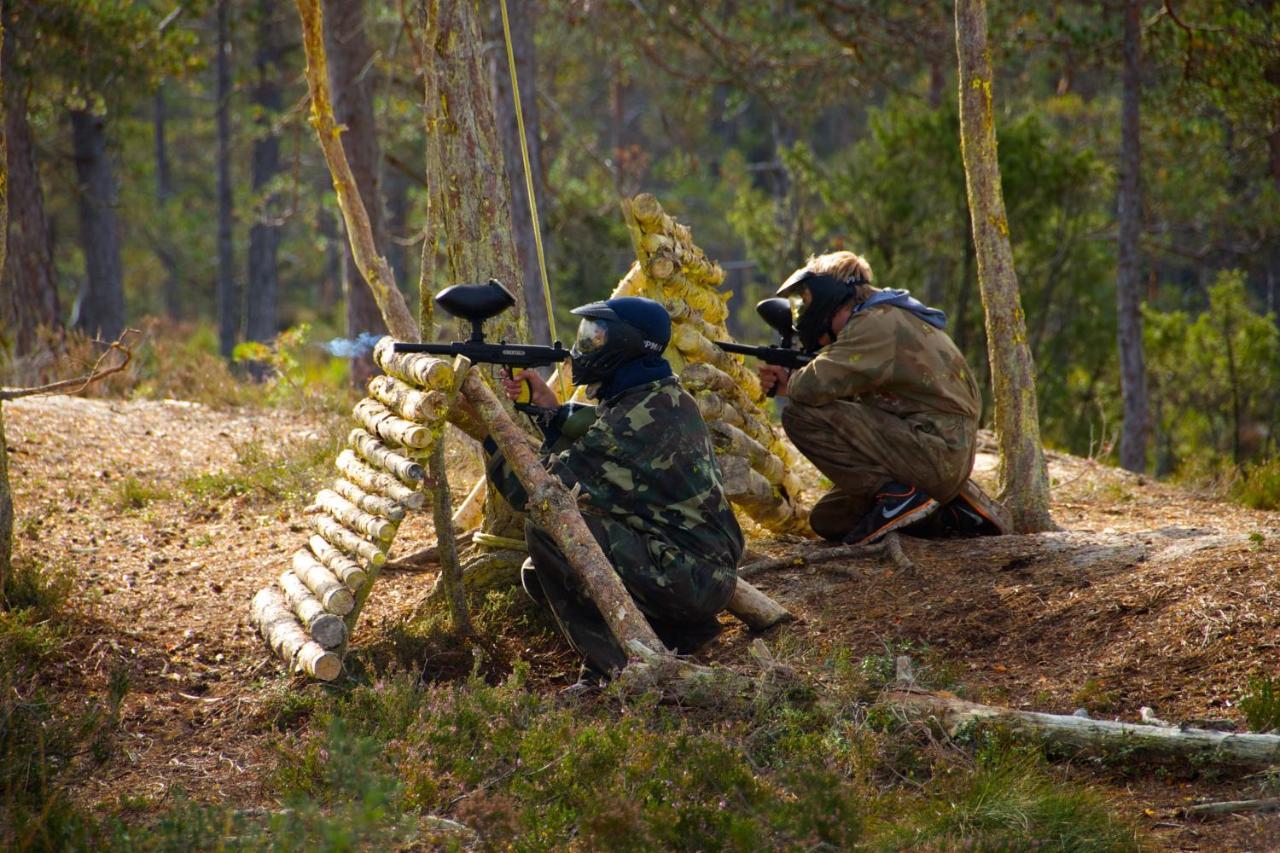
top-left (2, 0), bottom-right (1278, 496)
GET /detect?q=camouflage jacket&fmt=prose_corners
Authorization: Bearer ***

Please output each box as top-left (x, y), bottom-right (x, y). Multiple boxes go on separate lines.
top-left (489, 376), bottom-right (744, 578)
top-left (788, 287), bottom-right (981, 429)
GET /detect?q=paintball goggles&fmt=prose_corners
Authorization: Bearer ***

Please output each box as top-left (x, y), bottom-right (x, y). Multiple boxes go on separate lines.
top-left (714, 298), bottom-right (812, 395)
top-left (391, 279), bottom-right (569, 404)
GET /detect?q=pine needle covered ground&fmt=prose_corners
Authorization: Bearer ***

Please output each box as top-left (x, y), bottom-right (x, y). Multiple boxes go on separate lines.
top-left (3, 391), bottom-right (1278, 850)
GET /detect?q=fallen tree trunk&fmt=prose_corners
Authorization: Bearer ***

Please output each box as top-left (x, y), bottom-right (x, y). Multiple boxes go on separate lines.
top-left (311, 514), bottom-right (387, 569)
top-left (331, 477), bottom-right (405, 523)
top-left (353, 398), bottom-right (433, 450)
top-left (368, 374), bottom-right (449, 424)
top-left (291, 548), bottom-right (356, 615)
top-left (312, 489), bottom-right (397, 543)
top-left (460, 361), bottom-right (667, 658)
top-left (348, 428), bottom-right (424, 485)
top-left (278, 570), bottom-right (348, 648)
top-left (1180, 797), bottom-right (1280, 819)
top-left (308, 534), bottom-right (367, 589)
top-left (726, 580), bottom-right (793, 630)
top-left (372, 338), bottom-right (454, 390)
top-left (336, 450), bottom-right (425, 509)
top-left (889, 691), bottom-right (1280, 767)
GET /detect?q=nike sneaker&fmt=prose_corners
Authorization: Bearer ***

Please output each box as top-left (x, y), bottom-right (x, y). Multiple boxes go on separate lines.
top-left (842, 482), bottom-right (940, 546)
top-left (934, 491), bottom-right (1003, 536)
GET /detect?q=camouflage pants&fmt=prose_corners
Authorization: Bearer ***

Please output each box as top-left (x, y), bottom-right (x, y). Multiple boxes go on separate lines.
top-left (523, 515), bottom-right (734, 676)
top-left (782, 399), bottom-right (976, 541)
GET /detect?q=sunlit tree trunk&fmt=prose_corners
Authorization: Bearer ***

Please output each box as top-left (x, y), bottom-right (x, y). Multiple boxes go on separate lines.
top-left (154, 85), bottom-right (181, 320)
top-left (1116, 0), bottom-right (1148, 473)
top-left (323, 0), bottom-right (389, 382)
top-left (954, 0), bottom-right (1054, 532)
top-left (70, 109), bottom-right (125, 342)
top-left (246, 0), bottom-right (288, 358)
top-left (216, 0), bottom-right (239, 358)
top-left (486, 0), bottom-right (553, 345)
top-left (1, 11), bottom-right (59, 356)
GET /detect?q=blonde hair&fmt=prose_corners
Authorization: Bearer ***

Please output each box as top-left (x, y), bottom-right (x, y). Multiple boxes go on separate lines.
top-left (804, 251), bottom-right (874, 285)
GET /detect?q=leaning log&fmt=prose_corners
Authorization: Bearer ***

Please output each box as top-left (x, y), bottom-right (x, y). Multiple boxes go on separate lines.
top-left (290, 548), bottom-right (356, 615)
top-left (250, 587), bottom-right (342, 681)
top-left (278, 570), bottom-right (348, 648)
top-left (348, 428), bottom-right (424, 485)
top-left (336, 450), bottom-right (425, 509)
top-left (332, 477), bottom-right (405, 523)
top-left (308, 534), bottom-right (367, 589)
top-left (353, 398), bottom-right (432, 450)
top-left (726, 579), bottom-right (793, 630)
top-left (460, 361), bottom-right (667, 659)
top-left (889, 691), bottom-right (1280, 767)
top-left (311, 514), bottom-right (387, 569)
top-left (313, 489), bottom-right (397, 543)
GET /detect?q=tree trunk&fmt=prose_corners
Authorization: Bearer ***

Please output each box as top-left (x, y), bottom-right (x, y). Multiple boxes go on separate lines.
top-left (316, 194), bottom-right (341, 314)
top-left (70, 109), bottom-right (125, 343)
top-left (323, 0), bottom-right (390, 383)
top-left (216, 0), bottom-right (239, 358)
top-left (954, 0), bottom-right (1054, 532)
top-left (0, 20), bottom-right (9, 592)
top-left (2, 13), bottom-right (59, 356)
top-left (154, 85), bottom-right (181, 320)
top-left (1116, 0), bottom-right (1148, 473)
top-left (246, 0), bottom-right (288, 354)
top-left (486, 0), bottom-right (553, 346)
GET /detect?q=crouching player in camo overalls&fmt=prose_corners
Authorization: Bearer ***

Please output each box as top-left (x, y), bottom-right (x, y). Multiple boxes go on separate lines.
top-left (484, 296), bottom-right (743, 688)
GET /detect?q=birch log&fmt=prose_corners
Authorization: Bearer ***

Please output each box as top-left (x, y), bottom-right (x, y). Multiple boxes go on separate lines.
top-left (460, 363), bottom-right (667, 658)
top-left (353, 398), bottom-right (432, 450)
top-left (313, 489), bottom-right (397, 543)
top-left (291, 548), bottom-right (356, 614)
top-left (890, 691), bottom-right (1280, 767)
top-left (367, 375), bottom-right (449, 424)
top-left (348, 428), bottom-right (423, 485)
top-left (278, 570), bottom-right (348, 648)
top-left (332, 477), bottom-right (405, 523)
top-left (336, 450), bottom-right (425, 509)
top-left (251, 587), bottom-right (342, 680)
top-left (726, 579), bottom-right (793, 630)
top-left (311, 514), bottom-right (387, 568)
top-left (710, 421), bottom-right (784, 485)
top-left (308, 534), bottom-right (367, 589)
top-left (372, 338), bottom-right (455, 390)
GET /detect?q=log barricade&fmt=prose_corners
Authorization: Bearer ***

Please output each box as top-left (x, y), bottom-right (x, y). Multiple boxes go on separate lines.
top-left (249, 195), bottom-right (809, 681)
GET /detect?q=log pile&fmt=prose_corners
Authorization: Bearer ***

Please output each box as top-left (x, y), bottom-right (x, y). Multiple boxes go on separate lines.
top-left (248, 344), bottom-right (461, 680)
top-left (610, 194), bottom-right (808, 533)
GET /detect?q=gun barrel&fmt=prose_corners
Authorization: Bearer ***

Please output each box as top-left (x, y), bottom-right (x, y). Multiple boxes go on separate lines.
top-left (713, 341), bottom-right (812, 370)
top-left (391, 340), bottom-right (570, 367)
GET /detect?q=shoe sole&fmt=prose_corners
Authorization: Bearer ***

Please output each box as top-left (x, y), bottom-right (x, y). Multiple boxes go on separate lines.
top-left (847, 498), bottom-right (940, 547)
top-left (955, 480), bottom-right (1011, 534)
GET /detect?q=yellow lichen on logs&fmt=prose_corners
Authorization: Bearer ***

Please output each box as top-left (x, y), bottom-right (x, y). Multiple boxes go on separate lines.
top-left (251, 587), bottom-right (342, 681)
top-left (313, 489), bottom-right (397, 543)
top-left (348, 428), bottom-right (424, 486)
top-left (367, 375), bottom-right (449, 424)
top-left (709, 421), bottom-right (784, 486)
top-left (278, 569), bottom-right (348, 648)
top-left (291, 548), bottom-right (356, 615)
top-left (694, 391), bottom-right (746, 430)
top-left (372, 338), bottom-right (455, 390)
top-left (332, 477), bottom-right (405, 523)
top-left (335, 450), bottom-right (425, 509)
top-left (353, 399), bottom-right (432, 450)
top-left (311, 514), bottom-right (387, 569)
top-left (718, 455), bottom-right (777, 506)
top-left (308, 534), bottom-right (367, 589)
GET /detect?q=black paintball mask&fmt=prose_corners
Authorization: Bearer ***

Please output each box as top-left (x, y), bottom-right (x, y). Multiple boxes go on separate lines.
top-left (776, 269), bottom-right (866, 353)
top-left (568, 299), bottom-right (667, 388)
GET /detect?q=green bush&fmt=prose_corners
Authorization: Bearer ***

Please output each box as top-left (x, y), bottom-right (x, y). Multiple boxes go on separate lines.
top-left (1233, 457), bottom-right (1280, 511)
top-left (1240, 674), bottom-right (1280, 733)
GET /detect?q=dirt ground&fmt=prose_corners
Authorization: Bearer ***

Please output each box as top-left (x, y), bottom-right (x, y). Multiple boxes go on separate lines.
top-left (7, 394), bottom-right (1280, 849)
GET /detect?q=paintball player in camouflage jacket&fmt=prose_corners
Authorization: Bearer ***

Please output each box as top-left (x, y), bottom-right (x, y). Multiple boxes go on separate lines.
top-left (758, 251), bottom-right (1001, 545)
top-left (486, 296), bottom-right (743, 682)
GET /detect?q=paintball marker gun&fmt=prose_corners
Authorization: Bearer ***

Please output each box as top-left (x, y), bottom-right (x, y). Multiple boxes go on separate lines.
top-left (391, 279), bottom-right (570, 405)
top-left (715, 298), bottom-right (812, 396)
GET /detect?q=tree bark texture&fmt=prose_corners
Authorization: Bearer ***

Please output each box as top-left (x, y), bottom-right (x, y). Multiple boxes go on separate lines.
top-left (954, 0), bottom-right (1054, 532)
top-left (246, 0), bottom-right (289, 349)
top-left (153, 85), bottom-right (181, 320)
top-left (460, 365), bottom-right (666, 658)
top-left (485, 0), bottom-right (552, 346)
top-left (216, 0), bottom-right (239, 358)
top-left (70, 110), bottom-right (124, 343)
top-left (2, 14), bottom-right (59, 356)
top-left (1116, 0), bottom-right (1148, 473)
top-left (429, 440), bottom-right (471, 635)
top-left (321, 0), bottom-right (391, 380)
top-left (295, 0), bottom-right (419, 343)
top-left (0, 16), bottom-right (9, 593)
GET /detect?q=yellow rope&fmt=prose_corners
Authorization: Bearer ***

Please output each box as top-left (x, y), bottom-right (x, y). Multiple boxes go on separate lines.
top-left (498, 0), bottom-right (555, 339)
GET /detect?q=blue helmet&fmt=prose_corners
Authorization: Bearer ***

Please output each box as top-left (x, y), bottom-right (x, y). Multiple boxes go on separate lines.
top-left (569, 296), bottom-right (670, 386)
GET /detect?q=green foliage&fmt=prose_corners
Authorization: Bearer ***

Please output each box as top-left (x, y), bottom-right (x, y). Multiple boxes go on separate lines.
top-left (112, 476), bottom-right (170, 510)
top-left (875, 738), bottom-right (1142, 851)
top-left (180, 431), bottom-right (342, 507)
top-left (1240, 674), bottom-right (1280, 733)
top-left (1145, 271), bottom-right (1280, 477)
top-left (1233, 457), bottom-right (1280, 511)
